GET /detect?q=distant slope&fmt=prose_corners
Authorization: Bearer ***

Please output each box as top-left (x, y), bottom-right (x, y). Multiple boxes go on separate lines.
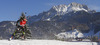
top-left (0, 21), bottom-right (16, 39)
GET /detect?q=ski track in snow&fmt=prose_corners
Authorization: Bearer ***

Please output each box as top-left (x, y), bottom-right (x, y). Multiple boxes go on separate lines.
top-left (0, 39), bottom-right (99, 45)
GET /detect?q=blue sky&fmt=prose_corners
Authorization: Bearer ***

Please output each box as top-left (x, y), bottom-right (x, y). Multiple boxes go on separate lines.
top-left (0, 0), bottom-right (100, 22)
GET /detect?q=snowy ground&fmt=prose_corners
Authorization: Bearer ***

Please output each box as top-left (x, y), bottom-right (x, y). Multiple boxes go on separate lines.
top-left (0, 39), bottom-right (99, 45)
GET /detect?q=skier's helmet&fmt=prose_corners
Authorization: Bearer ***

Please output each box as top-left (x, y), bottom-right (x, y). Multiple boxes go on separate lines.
top-left (21, 12), bottom-right (26, 19)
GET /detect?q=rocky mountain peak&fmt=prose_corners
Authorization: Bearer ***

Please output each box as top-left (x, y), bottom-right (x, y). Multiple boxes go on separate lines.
top-left (52, 4), bottom-right (67, 12)
top-left (50, 2), bottom-right (94, 13)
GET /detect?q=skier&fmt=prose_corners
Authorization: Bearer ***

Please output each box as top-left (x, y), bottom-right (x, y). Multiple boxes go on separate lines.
top-left (9, 13), bottom-right (27, 40)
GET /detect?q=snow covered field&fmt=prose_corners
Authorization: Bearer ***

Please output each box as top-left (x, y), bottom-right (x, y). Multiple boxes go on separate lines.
top-left (0, 39), bottom-right (99, 45)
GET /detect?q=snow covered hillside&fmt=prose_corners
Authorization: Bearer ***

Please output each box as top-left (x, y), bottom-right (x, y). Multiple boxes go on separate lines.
top-left (56, 29), bottom-right (84, 39)
top-left (0, 39), bottom-right (98, 45)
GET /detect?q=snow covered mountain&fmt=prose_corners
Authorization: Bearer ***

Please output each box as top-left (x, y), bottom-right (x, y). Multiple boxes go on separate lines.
top-left (27, 2), bottom-right (96, 23)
